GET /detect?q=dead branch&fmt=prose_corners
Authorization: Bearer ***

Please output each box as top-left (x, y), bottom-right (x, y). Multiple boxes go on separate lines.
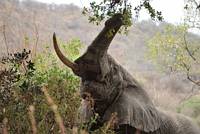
top-left (2, 25), bottom-right (9, 55)
top-left (42, 86), bottom-right (66, 134)
top-left (182, 62), bottom-right (200, 86)
top-left (186, 71), bottom-right (200, 86)
top-left (2, 118), bottom-right (8, 134)
top-left (32, 11), bottom-right (39, 58)
top-left (28, 105), bottom-right (37, 134)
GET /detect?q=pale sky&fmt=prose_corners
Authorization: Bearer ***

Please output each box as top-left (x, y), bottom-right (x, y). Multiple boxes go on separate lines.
top-left (34, 0), bottom-right (185, 24)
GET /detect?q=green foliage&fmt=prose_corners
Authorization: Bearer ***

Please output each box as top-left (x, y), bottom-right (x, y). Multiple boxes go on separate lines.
top-left (60, 39), bottom-right (82, 60)
top-left (178, 96), bottom-right (200, 114)
top-left (147, 24), bottom-right (200, 74)
top-left (177, 95), bottom-right (200, 126)
top-left (134, 0), bottom-right (163, 21)
top-left (83, 0), bottom-right (163, 34)
top-left (33, 38), bottom-right (82, 85)
top-left (0, 39), bottom-right (82, 133)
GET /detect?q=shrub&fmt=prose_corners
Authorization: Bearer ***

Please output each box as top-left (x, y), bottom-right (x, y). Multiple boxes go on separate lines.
top-left (0, 39), bottom-right (81, 133)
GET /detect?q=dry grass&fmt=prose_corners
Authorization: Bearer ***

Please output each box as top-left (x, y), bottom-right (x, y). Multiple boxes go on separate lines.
top-left (146, 83), bottom-right (183, 111)
top-left (2, 118), bottom-right (8, 134)
top-left (28, 105), bottom-right (37, 134)
top-left (135, 72), bottom-right (199, 112)
top-left (105, 112), bottom-right (118, 131)
top-left (42, 86), bottom-right (66, 134)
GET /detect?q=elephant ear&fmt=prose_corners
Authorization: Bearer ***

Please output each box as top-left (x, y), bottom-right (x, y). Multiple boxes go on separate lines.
top-left (103, 85), bottom-right (163, 132)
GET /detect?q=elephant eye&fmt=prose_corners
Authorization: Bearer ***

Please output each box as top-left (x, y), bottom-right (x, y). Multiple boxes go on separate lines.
top-left (81, 92), bottom-right (92, 100)
top-left (113, 66), bottom-right (118, 73)
top-left (81, 93), bottom-right (87, 99)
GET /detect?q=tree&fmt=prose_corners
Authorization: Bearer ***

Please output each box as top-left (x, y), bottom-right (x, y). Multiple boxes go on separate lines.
top-left (147, 24), bottom-right (200, 86)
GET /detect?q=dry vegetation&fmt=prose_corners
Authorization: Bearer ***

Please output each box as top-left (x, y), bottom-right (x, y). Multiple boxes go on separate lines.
top-left (0, 0), bottom-right (200, 133)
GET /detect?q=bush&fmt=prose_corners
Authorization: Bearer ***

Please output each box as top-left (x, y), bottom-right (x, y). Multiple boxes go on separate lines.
top-left (0, 39), bottom-right (81, 133)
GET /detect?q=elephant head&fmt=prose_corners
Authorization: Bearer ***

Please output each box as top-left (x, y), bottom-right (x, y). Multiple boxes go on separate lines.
top-left (53, 14), bottom-right (200, 133)
top-left (53, 14), bottom-right (123, 80)
top-left (53, 13), bottom-right (125, 115)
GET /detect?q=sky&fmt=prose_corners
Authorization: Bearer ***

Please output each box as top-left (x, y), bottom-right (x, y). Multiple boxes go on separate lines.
top-left (34, 0), bottom-right (185, 24)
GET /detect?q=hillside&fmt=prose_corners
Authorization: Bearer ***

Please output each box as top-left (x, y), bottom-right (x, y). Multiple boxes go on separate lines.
top-left (0, 0), bottom-right (200, 91)
top-left (0, 0), bottom-right (166, 72)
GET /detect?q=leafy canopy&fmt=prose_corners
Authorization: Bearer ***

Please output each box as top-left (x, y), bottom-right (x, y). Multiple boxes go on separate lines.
top-left (83, 0), bottom-right (163, 33)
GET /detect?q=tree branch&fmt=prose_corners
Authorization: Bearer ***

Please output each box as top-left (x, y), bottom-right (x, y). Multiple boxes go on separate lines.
top-left (182, 61), bottom-right (200, 86)
top-left (186, 71), bottom-right (200, 86)
top-left (183, 33), bottom-right (197, 61)
top-left (2, 25), bottom-right (9, 55)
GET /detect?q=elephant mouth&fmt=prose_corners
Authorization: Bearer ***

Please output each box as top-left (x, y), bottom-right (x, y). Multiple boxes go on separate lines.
top-left (80, 86), bottom-right (123, 122)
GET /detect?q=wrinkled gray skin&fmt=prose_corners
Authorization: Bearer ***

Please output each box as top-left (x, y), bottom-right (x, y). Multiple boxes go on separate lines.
top-left (53, 14), bottom-right (200, 134)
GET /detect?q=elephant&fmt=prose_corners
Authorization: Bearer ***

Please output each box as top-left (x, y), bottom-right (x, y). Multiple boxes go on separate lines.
top-left (53, 14), bottom-right (200, 134)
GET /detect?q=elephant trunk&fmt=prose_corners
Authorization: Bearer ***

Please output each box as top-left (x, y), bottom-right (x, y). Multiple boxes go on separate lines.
top-left (89, 14), bottom-right (124, 55)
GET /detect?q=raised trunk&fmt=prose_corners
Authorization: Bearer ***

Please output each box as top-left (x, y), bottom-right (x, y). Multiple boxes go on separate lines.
top-left (89, 14), bottom-right (123, 54)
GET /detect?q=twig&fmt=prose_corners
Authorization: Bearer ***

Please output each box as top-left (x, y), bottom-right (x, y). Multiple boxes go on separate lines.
top-left (179, 85), bottom-right (196, 104)
top-left (183, 33), bottom-right (196, 61)
top-left (2, 25), bottom-right (9, 55)
top-left (190, 0), bottom-right (199, 7)
top-left (28, 105), bottom-right (37, 134)
top-left (2, 118), bottom-right (8, 134)
top-left (42, 86), bottom-right (66, 134)
top-left (182, 62), bottom-right (200, 86)
top-left (32, 12), bottom-right (39, 58)
top-left (186, 72), bottom-right (200, 86)
top-left (105, 112), bottom-right (118, 131)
